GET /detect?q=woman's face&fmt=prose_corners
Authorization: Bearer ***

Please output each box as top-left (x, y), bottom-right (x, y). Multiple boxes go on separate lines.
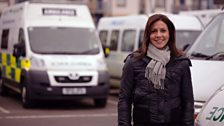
top-left (150, 20), bottom-right (169, 49)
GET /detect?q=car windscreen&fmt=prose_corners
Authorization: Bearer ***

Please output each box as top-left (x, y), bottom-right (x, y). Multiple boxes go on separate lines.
top-left (28, 27), bottom-right (100, 55)
top-left (176, 30), bottom-right (201, 51)
top-left (188, 14), bottom-right (224, 60)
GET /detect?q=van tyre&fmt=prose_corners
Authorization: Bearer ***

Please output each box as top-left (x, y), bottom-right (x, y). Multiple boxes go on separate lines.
top-left (94, 98), bottom-right (107, 108)
top-left (0, 79), bottom-right (9, 96)
top-left (21, 86), bottom-right (32, 108)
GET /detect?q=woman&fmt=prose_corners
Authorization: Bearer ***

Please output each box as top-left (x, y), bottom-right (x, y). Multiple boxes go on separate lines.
top-left (118, 14), bottom-right (194, 126)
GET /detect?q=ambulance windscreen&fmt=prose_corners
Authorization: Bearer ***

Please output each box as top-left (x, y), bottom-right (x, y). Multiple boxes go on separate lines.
top-left (28, 27), bottom-right (100, 55)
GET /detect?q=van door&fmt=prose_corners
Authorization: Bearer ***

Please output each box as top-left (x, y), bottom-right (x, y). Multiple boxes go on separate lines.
top-left (105, 29), bottom-right (136, 88)
top-left (106, 30), bottom-right (120, 81)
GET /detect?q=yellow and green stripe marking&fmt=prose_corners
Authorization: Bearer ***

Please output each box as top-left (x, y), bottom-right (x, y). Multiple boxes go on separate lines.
top-left (0, 52), bottom-right (30, 83)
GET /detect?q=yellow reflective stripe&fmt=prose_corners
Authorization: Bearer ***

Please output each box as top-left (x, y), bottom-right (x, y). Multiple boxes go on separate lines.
top-left (21, 59), bottom-right (30, 70)
top-left (11, 54), bottom-right (16, 68)
top-left (2, 53), bottom-right (7, 65)
top-left (15, 68), bottom-right (21, 82)
top-left (0, 53), bottom-right (2, 65)
top-left (6, 66), bottom-right (11, 79)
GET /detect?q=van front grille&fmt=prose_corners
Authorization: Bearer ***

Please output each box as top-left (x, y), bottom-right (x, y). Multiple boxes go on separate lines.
top-left (54, 76), bottom-right (92, 83)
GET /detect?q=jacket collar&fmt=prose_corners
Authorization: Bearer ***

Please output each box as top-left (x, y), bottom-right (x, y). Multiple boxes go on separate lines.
top-left (142, 55), bottom-right (192, 66)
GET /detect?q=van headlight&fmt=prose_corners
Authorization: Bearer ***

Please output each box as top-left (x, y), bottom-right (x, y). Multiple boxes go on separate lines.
top-left (30, 57), bottom-right (46, 70)
top-left (97, 58), bottom-right (108, 71)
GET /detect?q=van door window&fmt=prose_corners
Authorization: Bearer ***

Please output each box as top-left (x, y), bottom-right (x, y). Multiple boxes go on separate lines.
top-left (121, 30), bottom-right (136, 52)
top-left (99, 30), bottom-right (108, 45)
top-left (138, 30), bottom-right (144, 48)
top-left (1, 29), bottom-right (9, 49)
top-left (18, 28), bottom-right (26, 56)
top-left (176, 30), bottom-right (201, 51)
top-left (110, 30), bottom-right (119, 51)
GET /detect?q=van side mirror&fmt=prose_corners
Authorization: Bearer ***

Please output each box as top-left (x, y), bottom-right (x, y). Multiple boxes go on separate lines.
top-left (182, 44), bottom-right (190, 52)
top-left (13, 43), bottom-right (25, 58)
top-left (102, 45), bottom-right (110, 58)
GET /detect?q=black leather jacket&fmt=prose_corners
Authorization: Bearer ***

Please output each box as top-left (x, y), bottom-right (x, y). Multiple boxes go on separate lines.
top-left (118, 54), bottom-right (194, 126)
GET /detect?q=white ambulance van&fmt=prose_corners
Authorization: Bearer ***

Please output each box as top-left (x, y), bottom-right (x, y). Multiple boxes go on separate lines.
top-left (97, 14), bottom-right (203, 88)
top-left (0, 2), bottom-right (109, 108)
top-left (195, 84), bottom-right (224, 126)
top-left (187, 12), bottom-right (224, 114)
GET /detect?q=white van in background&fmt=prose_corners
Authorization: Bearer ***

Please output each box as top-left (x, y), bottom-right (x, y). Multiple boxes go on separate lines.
top-left (180, 9), bottom-right (222, 26)
top-left (0, 1), bottom-right (109, 108)
top-left (187, 12), bottom-right (224, 114)
top-left (97, 13), bottom-right (203, 88)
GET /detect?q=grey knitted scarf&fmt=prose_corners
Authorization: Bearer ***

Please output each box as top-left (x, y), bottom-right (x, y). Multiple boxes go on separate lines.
top-left (145, 44), bottom-right (171, 89)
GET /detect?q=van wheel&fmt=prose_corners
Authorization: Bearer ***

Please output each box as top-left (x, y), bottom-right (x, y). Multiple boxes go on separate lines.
top-left (94, 98), bottom-right (107, 108)
top-left (0, 79), bottom-right (9, 96)
top-left (21, 86), bottom-right (32, 108)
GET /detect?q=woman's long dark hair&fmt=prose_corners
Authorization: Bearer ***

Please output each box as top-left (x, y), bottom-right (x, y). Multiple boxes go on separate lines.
top-left (134, 14), bottom-right (183, 59)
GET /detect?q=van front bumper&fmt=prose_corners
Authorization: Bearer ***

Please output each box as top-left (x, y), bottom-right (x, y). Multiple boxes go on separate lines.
top-left (24, 70), bottom-right (110, 100)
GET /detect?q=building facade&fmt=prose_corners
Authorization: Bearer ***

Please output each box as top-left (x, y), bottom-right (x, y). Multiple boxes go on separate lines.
top-left (0, 0), bottom-right (222, 22)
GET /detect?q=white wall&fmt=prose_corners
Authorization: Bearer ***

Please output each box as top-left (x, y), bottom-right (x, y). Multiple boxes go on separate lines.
top-left (0, 2), bottom-right (8, 12)
top-left (102, 0), bottom-right (175, 16)
top-left (110, 0), bottom-right (139, 16)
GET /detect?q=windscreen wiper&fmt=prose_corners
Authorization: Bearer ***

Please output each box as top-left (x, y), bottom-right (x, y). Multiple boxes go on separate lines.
top-left (206, 52), bottom-right (224, 60)
top-left (190, 52), bottom-right (209, 58)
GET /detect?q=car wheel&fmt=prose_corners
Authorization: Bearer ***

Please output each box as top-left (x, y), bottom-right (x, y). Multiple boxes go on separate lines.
top-left (94, 98), bottom-right (107, 108)
top-left (0, 79), bottom-right (9, 96)
top-left (21, 85), bottom-right (32, 108)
